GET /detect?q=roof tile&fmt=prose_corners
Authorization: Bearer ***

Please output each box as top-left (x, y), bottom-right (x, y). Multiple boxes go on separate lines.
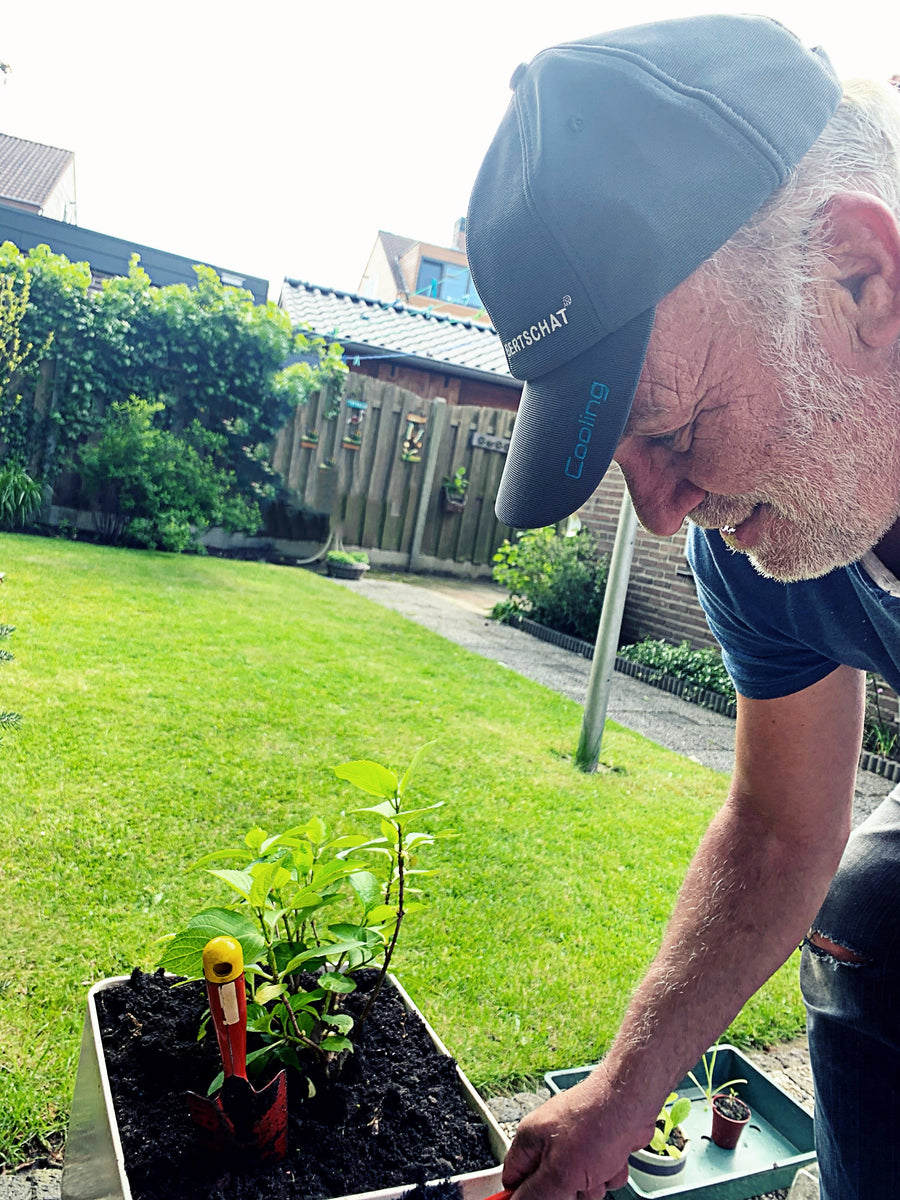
top-left (0, 133), bottom-right (73, 208)
top-left (280, 279), bottom-right (515, 384)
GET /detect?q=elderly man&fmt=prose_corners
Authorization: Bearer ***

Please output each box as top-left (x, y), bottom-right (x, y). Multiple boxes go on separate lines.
top-left (467, 14), bottom-right (900, 1200)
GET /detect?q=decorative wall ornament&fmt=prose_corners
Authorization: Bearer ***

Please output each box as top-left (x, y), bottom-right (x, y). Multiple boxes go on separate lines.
top-left (401, 413), bottom-right (426, 462)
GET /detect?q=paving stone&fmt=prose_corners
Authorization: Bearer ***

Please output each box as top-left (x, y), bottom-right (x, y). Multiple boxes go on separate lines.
top-left (787, 1163), bottom-right (820, 1199)
top-left (513, 1090), bottom-right (548, 1115)
top-left (487, 1095), bottom-right (524, 1123)
top-left (30, 1170), bottom-right (62, 1200)
top-left (0, 1177), bottom-right (34, 1200)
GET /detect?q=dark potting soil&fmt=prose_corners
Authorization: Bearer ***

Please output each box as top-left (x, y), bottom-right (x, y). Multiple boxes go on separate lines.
top-left (95, 969), bottom-right (496, 1200)
top-left (713, 1093), bottom-right (751, 1121)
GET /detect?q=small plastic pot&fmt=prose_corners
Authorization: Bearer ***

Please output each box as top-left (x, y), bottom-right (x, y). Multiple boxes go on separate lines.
top-left (711, 1092), bottom-right (752, 1149)
top-left (627, 1137), bottom-right (689, 1182)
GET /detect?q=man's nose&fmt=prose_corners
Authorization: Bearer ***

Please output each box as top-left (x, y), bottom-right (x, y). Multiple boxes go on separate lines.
top-left (613, 437), bottom-right (708, 536)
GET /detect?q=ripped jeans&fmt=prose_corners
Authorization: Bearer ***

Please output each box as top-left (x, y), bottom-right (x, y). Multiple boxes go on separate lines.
top-left (801, 790), bottom-right (900, 1200)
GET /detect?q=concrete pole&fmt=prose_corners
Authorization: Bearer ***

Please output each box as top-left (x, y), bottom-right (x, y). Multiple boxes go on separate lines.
top-left (575, 490), bottom-right (638, 772)
top-left (408, 398), bottom-right (447, 573)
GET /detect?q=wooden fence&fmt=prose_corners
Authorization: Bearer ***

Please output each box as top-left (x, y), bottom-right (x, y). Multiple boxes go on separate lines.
top-left (268, 375), bottom-right (516, 574)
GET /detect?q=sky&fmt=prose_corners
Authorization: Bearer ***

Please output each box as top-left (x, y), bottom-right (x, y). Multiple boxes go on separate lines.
top-left (3, 1), bottom-right (899, 302)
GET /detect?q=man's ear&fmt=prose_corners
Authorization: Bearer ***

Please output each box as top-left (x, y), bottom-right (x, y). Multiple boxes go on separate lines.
top-left (820, 192), bottom-right (900, 351)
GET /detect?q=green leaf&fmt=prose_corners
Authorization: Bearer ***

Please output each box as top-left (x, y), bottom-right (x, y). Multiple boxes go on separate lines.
top-left (334, 760), bottom-right (399, 799)
top-left (207, 868), bottom-right (254, 902)
top-left (324, 1012), bottom-right (354, 1034)
top-left (353, 799), bottom-right (400, 820)
top-left (244, 826), bottom-right (268, 853)
top-left (254, 982), bottom-right (286, 1006)
top-left (380, 819), bottom-right (400, 846)
top-left (249, 860), bottom-right (292, 906)
top-left (365, 904), bottom-right (399, 925)
top-left (304, 816), bottom-right (328, 845)
top-left (279, 882), bottom-right (322, 909)
top-left (157, 909), bottom-right (265, 977)
top-left (398, 741), bottom-right (436, 796)
top-left (320, 1034), bottom-right (353, 1053)
top-left (190, 847), bottom-right (252, 870)
top-left (319, 972), bottom-right (356, 994)
top-left (669, 1097), bottom-right (692, 1128)
top-left (349, 871), bottom-right (382, 910)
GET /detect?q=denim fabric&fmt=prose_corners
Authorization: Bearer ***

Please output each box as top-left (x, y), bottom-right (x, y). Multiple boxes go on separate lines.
top-left (800, 790), bottom-right (900, 1200)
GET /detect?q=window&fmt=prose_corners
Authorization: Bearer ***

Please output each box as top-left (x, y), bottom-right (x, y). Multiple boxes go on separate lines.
top-left (414, 258), bottom-right (481, 308)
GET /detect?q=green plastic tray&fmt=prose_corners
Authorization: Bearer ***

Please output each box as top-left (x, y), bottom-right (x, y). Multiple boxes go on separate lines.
top-left (544, 1045), bottom-right (815, 1200)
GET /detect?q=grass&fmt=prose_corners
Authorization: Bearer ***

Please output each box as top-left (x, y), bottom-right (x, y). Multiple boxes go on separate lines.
top-left (0, 533), bottom-right (805, 1165)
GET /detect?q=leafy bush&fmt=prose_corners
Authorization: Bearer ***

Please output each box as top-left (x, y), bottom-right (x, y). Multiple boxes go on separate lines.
top-left (327, 550), bottom-right (369, 565)
top-left (0, 244), bottom-right (347, 499)
top-left (0, 462), bottom-right (44, 529)
top-left (617, 638), bottom-right (737, 702)
top-left (76, 397), bottom-right (261, 552)
top-left (491, 525), bottom-right (610, 641)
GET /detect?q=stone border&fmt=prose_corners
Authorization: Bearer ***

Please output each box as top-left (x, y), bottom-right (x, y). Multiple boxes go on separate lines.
top-left (507, 614), bottom-right (900, 782)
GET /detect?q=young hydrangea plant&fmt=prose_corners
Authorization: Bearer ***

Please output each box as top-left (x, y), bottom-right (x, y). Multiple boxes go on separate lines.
top-left (157, 746), bottom-right (448, 1085)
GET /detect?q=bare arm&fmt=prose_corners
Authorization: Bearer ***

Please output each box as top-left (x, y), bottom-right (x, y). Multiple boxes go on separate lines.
top-left (504, 664), bottom-right (865, 1200)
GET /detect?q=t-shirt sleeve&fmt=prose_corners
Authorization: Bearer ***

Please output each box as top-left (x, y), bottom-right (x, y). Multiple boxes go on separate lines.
top-left (686, 526), bottom-right (841, 700)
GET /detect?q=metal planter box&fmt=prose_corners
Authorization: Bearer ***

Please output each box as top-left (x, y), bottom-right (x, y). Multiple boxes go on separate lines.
top-left (63, 974), bottom-right (508, 1200)
top-left (545, 1045), bottom-right (815, 1200)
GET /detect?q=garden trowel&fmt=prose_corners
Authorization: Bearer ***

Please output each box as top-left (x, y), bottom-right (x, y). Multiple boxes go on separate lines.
top-left (186, 936), bottom-right (288, 1163)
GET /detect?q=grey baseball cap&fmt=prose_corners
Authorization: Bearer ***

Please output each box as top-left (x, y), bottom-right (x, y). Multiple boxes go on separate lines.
top-left (467, 14), bottom-right (842, 529)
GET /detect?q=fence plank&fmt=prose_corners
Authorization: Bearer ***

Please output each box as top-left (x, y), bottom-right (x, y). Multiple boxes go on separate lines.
top-left (266, 374), bottom-right (515, 571)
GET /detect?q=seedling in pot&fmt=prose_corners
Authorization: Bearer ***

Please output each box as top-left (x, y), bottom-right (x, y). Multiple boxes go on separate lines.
top-left (688, 1045), bottom-right (751, 1149)
top-left (687, 1044), bottom-right (747, 1108)
top-left (650, 1091), bottom-right (692, 1159)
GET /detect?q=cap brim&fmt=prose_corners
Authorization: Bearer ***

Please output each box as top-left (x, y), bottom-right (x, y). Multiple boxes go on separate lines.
top-left (495, 307), bottom-right (655, 528)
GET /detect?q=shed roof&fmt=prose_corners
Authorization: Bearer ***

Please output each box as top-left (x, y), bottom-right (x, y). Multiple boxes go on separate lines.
top-left (280, 278), bottom-right (517, 387)
top-left (0, 133), bottom-right (73, 208)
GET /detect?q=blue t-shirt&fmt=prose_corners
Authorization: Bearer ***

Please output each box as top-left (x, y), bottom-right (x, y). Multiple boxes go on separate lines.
top-left (686, 525), bottom-right (900, 700)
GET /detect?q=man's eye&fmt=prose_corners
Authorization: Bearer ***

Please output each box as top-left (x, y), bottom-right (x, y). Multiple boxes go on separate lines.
top-left (650, 425), bottom-right (692, 452)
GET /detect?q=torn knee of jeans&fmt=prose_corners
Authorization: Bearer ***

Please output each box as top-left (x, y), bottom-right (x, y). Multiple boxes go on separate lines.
top-left (804, 929), bottom-right (870, 967)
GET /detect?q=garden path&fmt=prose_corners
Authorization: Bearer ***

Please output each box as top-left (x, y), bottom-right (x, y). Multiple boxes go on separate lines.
top-left (325, 569), bottom-right (896, 1200)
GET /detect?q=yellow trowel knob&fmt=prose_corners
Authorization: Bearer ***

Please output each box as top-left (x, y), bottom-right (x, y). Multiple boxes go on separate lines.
top-left (202, 936), bottom-right (244, 983)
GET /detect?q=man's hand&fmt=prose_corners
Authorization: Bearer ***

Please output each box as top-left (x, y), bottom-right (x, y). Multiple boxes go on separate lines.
top-left (502, 1068), bottom-right (655, 1200)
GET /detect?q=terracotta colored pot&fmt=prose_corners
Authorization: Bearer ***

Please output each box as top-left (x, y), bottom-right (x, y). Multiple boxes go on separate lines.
top-left (711, 1092), bottom-right (752, 1149)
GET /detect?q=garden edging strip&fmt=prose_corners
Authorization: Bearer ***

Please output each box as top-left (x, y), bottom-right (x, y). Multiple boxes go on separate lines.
top-left (506, 615), bottom-right (900, 781)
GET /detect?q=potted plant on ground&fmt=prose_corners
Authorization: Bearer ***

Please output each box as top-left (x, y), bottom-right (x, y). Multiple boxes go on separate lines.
top-left (63, 751), bottom-right (507, 1200)
top-left (441, 466), bottom-right (469, 513)
top-left (326, 549), bottom-right (369, 580)
top-left (688, 1044), bottom-right (751, 1150)
top-left (627, 1090), bottom-right (692, 1184)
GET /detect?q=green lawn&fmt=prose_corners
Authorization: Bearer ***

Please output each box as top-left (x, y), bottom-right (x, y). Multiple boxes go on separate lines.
top-left (0, 533), bottom-right (805, 1164)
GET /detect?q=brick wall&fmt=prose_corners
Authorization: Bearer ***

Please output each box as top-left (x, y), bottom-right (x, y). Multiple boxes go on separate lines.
top-left (578, 464), bottom-right (717, 649)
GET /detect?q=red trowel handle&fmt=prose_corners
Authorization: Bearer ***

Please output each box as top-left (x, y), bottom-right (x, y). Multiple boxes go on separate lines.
top-left (203, 936), bottom-right (248, 1079)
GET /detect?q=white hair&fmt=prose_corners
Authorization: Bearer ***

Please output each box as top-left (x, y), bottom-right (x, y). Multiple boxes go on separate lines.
top-left (710, 79), bottom-right (900, 345)
top-left (702, 78), bottom-right (900, 423)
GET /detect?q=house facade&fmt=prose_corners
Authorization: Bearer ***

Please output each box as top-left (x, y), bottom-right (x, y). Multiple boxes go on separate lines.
top-left (358, 220), bottom-right (484, 320)
top-left (0, 202), bottom-right (268, 303)
top-left (0, 132), bottom-right (77, 223)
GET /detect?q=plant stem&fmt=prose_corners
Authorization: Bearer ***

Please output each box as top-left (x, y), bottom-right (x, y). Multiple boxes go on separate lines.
top-left (356, 818), bottom-right (405, 1030)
